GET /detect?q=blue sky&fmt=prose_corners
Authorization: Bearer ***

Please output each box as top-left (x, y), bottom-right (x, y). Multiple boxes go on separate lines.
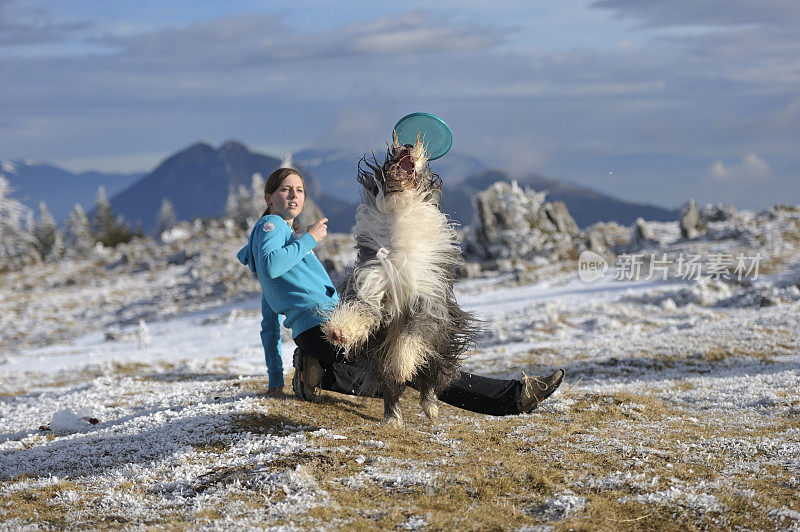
top-left (1, 0), bottom-right (799, 209)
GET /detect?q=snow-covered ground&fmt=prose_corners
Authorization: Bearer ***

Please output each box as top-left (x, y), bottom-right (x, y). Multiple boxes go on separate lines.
top-left (1, 208), bottom-right (799, 529)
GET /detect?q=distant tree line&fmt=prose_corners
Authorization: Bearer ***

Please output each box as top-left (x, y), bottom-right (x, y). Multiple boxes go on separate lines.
top-left (0, 177), bottom-right (145, 268)
top-left (225, 172), bottom-right (266, 230)
top-left (1, 171), bottom-right (321, 271)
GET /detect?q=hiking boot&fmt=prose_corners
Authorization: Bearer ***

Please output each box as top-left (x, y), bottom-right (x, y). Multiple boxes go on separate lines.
top-left (265, 386), bottom-right (285, 397)
top-left (292, 347), bottom-right (323, 401)
top-left (517, 369), bottom-right (565, 413)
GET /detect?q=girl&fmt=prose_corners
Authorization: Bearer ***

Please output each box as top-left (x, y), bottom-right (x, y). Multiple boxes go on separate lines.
top-left (237, 167), bottom-right (564, 415)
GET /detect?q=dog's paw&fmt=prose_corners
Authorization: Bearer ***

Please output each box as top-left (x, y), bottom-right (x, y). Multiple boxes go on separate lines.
top-left (420, 391), bottom-right (439, 424)
top-left (322, 302), bottom-right (377, 351)
top-left (322, 321), bottom-right (363, 350)
top-left (326, 325), bottom-right (349, 346)
top-left (382, 412), bottom-right (404, 428)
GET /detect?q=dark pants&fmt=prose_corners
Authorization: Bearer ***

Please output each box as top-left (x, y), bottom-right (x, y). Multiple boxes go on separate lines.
top-left (294, 325), bottom-right (522, 416)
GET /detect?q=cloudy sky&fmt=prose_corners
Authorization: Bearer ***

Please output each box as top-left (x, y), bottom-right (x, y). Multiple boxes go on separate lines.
top-left (1, 0), bottom-right (798, 209)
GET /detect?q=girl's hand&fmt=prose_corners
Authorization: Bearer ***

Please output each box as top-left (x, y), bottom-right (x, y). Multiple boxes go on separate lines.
top-left (307, 218), bottom-right (329, 243)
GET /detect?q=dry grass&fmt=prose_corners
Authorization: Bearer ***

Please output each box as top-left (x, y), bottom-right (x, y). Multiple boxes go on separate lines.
top-left (215, 384), bottom-right (798, 529)
top-left (703, 345), bottom-right (778, 363)
top-left (0, 479), bottom-right (87, 527)
top-left (2, 373), bottom-right (798, 530)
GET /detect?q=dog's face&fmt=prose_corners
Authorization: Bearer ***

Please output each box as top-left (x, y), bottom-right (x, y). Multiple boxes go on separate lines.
top-left (358, 139), bottom-right (442, 203)
top-left (383, 142), bottom-right (427, 194)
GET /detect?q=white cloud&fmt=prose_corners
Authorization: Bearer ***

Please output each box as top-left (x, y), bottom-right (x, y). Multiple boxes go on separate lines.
top-left (710, 154), bottom-right (772, 181)
top-left (0, 0), bottom-right (89, 47)
top-left (1, 3), bottom-right (799, 210)
top-left (593, 0), bottom-right (800, 29)
top-left (351, 13), bottom-right (501, 54)
top-left (90, 11), bottom-right (502, 65)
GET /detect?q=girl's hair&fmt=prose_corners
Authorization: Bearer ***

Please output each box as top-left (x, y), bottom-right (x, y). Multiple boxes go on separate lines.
top-left (261, 168), bottom-right (306, 217)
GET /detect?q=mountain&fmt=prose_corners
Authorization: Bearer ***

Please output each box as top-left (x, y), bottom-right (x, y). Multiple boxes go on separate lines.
top-left (441, 169), bottom-right (680, 228)
top-left (0, 160), bottom-right (142, 223)
top-left (112, 144), bottom-right (676, 232)
top-left (293, 149), bottom-right (488, 204)
top-left (3, 142), bottom-right (678, 235)
top-left (109, 141), bottom-right (356, 233)
top-left (292, 149), bottom-right (361, 204)
top-left (291, 148), bottom-right (677, 228)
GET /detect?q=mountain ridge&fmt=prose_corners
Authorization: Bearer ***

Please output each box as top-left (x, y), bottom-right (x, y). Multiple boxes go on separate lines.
top-left (0, 160), bottom-right (142, 223)
top-left (4, 142), bottom-right (680, 233)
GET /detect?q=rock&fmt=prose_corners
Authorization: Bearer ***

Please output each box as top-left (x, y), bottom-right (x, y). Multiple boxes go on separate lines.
top-left (464, 180), bottom-right (584, 261)
top-left (105, 253), bottom-right (129, 270)
top-left (700, 202), bottom-right (738, 223)
top-left (632, 217), bottom-right (658, 248)
top-left (131, 261), bottom-right (151, 273)
top-left (759, 295), bottom-right (776, 307)
top-left (765, 203), bottom-right (800, 219)
top-left (545, 201), bottom-right (579, 236)
top-left (166, 250), bottom-right (191, 265)
top-left (587, 230), bottom-right (607, 254)
top-left (459, 261), bottom-right (483, 279)
top-left (680, 199), bottom-right (705, 239)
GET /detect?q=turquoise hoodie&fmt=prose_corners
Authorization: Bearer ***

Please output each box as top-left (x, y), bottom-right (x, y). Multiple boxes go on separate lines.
top-left (236, 214), bottom-right (339, 388)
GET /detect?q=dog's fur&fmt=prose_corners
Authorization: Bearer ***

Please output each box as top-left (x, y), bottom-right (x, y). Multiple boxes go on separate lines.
top-left (322, 139), bottom-right (478, 427)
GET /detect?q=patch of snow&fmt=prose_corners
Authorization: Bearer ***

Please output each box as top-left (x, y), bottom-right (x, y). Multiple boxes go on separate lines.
top-left (355, 458), bottom-right (439, 492)
top-left (399, 514), bottom-right (429, 530)
top-left (49, 407), bottom-right (95, 435)
top-left (160, 226), bottom-right (191, 244)
top-left (768, 506), bottom-right (800, 526)
top-left (536, 491), bottom-right (586, 520)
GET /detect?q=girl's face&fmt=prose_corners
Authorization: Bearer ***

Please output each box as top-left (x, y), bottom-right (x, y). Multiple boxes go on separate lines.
top-left (266, 173), bottom-right (305, 222)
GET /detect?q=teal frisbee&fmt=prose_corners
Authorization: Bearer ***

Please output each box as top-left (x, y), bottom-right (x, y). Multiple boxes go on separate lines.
top-left (393, 112), bottom-right (453, 160)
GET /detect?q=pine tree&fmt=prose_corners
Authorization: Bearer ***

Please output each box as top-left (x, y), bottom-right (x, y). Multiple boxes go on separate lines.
top-left (92, 186), bottom-right (133, 247)
top-left (0, 176), bottom-right (38, 267)
top-left (132, 219), bottom-right (145, 238)
top-left (93, 186), bottom-right (114, 243)
top-left (225, 186), bottom-right (241, 227)
top-left (225, 184), bottom-right (252, 230)
top-left (249, 172), bottom-right (266, 221)
top-left (237, 184), bottom-right (252, 223)
top-left (157, 198), bottom-right (177, 234)
top-left (63, 203), bottom-right (94, 257)
top-left (33, 201), bottom-right (63, 260)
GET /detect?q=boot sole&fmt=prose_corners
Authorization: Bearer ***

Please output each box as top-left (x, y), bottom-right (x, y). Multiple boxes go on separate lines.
top-left (292, 348), bottom-right (306, 400)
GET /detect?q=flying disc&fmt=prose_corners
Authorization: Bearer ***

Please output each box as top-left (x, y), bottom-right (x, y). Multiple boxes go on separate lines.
top-left (393, 112), bottom-right (453, 160)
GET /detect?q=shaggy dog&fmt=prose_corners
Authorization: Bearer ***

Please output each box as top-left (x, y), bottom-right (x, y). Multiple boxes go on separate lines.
top-left (322, 139), bottom-right (478, 427)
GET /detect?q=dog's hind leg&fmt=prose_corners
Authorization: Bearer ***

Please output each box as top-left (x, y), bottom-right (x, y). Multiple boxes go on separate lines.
top-left (386, 319), bottom-right (430, 384)
top-left (419, 386), bottom-right (439, 424)
top-left (382, 381), bottom-right (405, 428)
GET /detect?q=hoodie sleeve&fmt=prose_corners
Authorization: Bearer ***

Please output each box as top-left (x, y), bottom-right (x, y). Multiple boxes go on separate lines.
top-left (260, 296), bottom-right (284, 389)
top-left (253, 217), bottom-right (318, 278)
